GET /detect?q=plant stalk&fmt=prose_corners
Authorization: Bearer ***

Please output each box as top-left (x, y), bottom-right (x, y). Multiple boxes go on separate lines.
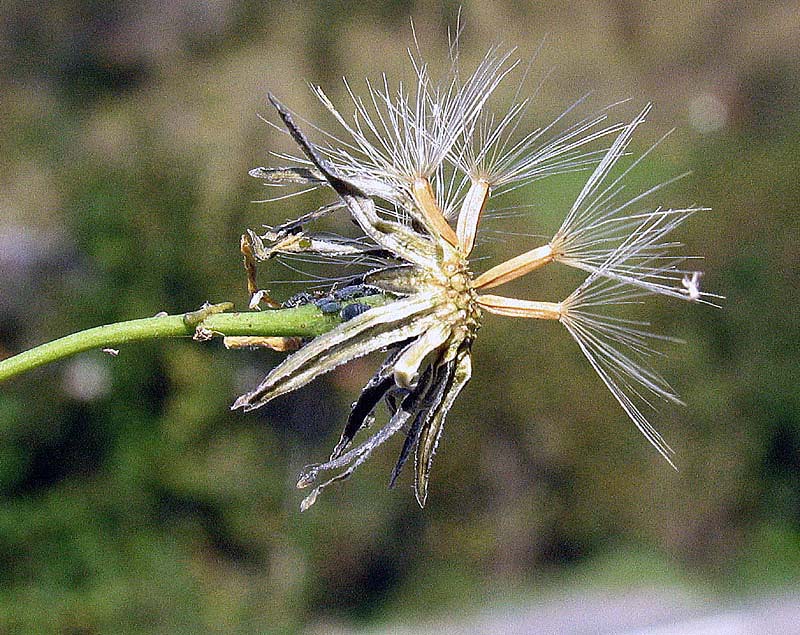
top-left (0, 296), bottom-right (390, 383)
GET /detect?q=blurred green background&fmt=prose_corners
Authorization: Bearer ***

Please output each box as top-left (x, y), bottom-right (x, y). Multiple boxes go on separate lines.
top-left (1, 1), bottom-right (799, 633)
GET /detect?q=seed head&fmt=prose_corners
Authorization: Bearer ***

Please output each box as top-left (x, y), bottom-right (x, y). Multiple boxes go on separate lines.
top-left (235, 38), bottom-right (719, 510)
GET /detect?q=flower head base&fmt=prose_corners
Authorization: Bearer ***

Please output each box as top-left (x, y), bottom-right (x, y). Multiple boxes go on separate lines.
top-left (234, 44), bottom-right (717, 510)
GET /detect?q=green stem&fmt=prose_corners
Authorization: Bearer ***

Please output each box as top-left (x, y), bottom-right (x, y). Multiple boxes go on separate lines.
top-left (0, 296), bottom-right (390, 383)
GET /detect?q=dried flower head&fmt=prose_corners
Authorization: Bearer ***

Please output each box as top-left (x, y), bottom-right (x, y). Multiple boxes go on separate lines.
top-left (232, 43), bottom-right (718, 510)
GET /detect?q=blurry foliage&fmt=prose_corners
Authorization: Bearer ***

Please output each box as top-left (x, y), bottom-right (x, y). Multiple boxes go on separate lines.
top-left (1, 0), bottom-right (799, 632)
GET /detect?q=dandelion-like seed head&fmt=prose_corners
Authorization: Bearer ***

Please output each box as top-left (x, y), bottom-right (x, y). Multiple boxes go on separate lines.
top-left (234, 37), bottom-right (719, 510)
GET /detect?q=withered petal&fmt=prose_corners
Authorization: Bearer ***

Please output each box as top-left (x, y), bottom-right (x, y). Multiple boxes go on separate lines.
top-left (232, 292), bottom-right (442, 410)
top-left (389, 358), bottom-right (455, 489)
top-left (414, 346), bottom-right (472, 507)
top-left (330, 345), bottom-right (407, 460)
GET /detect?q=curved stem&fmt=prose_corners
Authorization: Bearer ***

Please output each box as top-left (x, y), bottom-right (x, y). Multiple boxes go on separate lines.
top-left (0, 296), bottom-right (390, 383)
